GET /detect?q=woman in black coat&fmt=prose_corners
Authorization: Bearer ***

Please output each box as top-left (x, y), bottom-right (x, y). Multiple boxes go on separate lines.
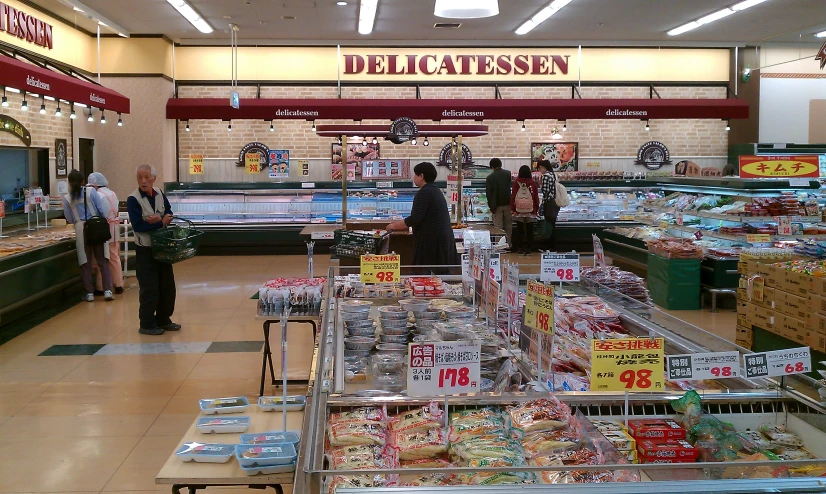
top-left (386, 162), bottom-right (459, 267)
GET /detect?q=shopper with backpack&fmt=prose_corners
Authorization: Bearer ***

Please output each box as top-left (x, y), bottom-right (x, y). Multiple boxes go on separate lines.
top-left (538, 159), bottom-right (569, 251)
top-left (510, 165), bottom-right (540, 256)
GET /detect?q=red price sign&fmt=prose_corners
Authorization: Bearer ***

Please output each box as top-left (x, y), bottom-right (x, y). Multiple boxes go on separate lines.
top-left (541, 253), bottom-right (580, 283)
top-left (784, 362), bottom-right (807, 374)
top-left (619, 368), bottom-right (654, 389)
top-left (374, 271), bottom-right (395, 282)
top-left (506, 290), bottom-right (517, 308)
top-left (536, 311), bottom-right (551, 333)
top-left (438, 367), bottom-right (471, 388)
top-left (710, 366), bottom-right (734, 377)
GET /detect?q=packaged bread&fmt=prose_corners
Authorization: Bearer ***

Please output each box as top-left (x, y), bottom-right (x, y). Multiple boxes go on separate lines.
top-left (759, 425), bottom-right (804, 447)
top-left (402, 473), bottom-right (455, 487)
top-left (327, 474), bottom-right (396, 494)
top-left (327, 422), bottom-right (387, 447)
top-left (327, 444), bottom-right (397, 470)
top-left (329, 406), bottom-right (387, 426)
top-left (522, 428), bottom-right (581, 456)
top-left (506, 399), bottom-right (570, 433)
top-left (400, 456), bottom-right (452, 469)
top-left (392, 428), bottom-right (448, 460)
top-left (389, 402), bottom-right (444, 434)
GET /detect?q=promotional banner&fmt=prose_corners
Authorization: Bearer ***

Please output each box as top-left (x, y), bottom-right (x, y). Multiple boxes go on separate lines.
top-left (360, 254), bottom-right (400, 283)
top-left (189, 154), bottom-right (204, 175)
top-left (245, 153), bottom-right (261, 174)
top-left (591, 338), bottom-right (665, 391)
top-left (525, 280), bottom-right (554, 335)
top-left (738, 155), bottom-right (820, 179)
top-left (268, 150), bottom-right (290, 179)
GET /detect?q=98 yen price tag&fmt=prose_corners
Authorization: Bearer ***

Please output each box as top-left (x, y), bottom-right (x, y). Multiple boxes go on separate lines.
top-left (540, 253), bottom-right (580, 283)
top-left (744, 347), bottom-right (811, 378)
top-left (590, 338), bottom-right (665, 391)
top-left (360, 254), bottom-right (400, 283)
top-left (667, 351), bottom-right (740, 381)
top-left (407, 341), bottom-right (481, 396)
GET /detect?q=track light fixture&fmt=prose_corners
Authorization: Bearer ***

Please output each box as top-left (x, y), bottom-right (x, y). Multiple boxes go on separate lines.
top-left (644, 120), bottom-right (650, 131)
top-left (372, 137), bottom-right (378, 145)
top-left (227, 121), bottom-right (232, 132)
top-left (21, 93), bottom-right (28, 111)
top-left (423, 136), bottom-right (430, 147)
top-left (55, 105), bottom-right (62, 117)
top-left (185, 121), bottom-right (190, 131)
top-left (39, 97), bottom-right (46, 114)
top-left (725, 121), bottom-right (731, 131)
top-left (100, 112), bottom-right (106, 124)
top-left (562, 121), bottom-right (567, 131)
top-left (70, 105), bottom-right (76, 119)
top-left (411, 137), bottom-right (417, 146)
top-left (88, 109), bottom-right (94, 122)
top-left (117, 113), bottom-right (123, 126)
top-left (362, 138), bottom-right (368, 146)
top-left (269, 120), bottom-right (275, 132)
top-left (311, 121), bottom-right (316, 132)
top-left (1, 88), bottom-right (6, 108)
top-left (521, 121), bottom-right (526, 131)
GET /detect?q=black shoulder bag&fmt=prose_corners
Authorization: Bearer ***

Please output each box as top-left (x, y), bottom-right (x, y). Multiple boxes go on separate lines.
top-left (83, 187), bottom-right (112, 245)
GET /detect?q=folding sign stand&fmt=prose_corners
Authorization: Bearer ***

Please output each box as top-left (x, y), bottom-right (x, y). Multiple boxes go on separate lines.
top-left (280, 306), bottom-right (290, 432)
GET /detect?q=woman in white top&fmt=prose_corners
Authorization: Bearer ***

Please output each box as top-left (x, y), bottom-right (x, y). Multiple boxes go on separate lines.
top-left (62, 170), bottom-right (113, 302)
top-left (88, 172), bottom-right (124, 293)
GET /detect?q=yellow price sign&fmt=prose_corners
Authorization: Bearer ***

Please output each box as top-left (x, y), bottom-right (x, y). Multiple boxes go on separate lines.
top-left (189, 154), bottom-right (204, 175)
top-left (746, 234), bottom-right (771, 243)
top-left (750, 276), bottom-right (765, 302)
top-left (525, 280), bottom-right (554, 335)
top-left (245, 153), bottom-right (261, 174)
top-left (591, 338), bottom-right (665, 392)
top-left (360, 254), bottom-right (400, 283)
top-left (619, 215), bottom-right (635, 221)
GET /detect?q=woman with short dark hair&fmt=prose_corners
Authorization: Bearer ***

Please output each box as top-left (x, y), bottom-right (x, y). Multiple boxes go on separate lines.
top-left (386, 162), bottom-right (458, 266)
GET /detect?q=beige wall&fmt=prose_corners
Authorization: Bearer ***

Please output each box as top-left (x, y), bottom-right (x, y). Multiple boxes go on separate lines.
top-left (176, 85), bottom-right (728, 182)
top-left (0, 90), bottom-right (73, 193)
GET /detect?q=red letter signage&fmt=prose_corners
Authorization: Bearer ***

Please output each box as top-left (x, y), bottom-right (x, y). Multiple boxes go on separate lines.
top-left (0, 1), bottom-right (53, 49)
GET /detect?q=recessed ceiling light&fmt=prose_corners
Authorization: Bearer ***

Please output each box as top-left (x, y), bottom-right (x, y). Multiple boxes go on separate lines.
top-left (515, 0), bottom-right (572, 36)
top-left (358, 0), bottom-right (378, 35)
top-left (816, 30), bottom-right (826, 38)
top-left (281, 15), bottom-right (296, 19)
top-left (337, 1), bottom-right (348, 5)
top-left (223, 15), bottom-right (232, 19)
top-left (435, 0), bottom-right (498, 19)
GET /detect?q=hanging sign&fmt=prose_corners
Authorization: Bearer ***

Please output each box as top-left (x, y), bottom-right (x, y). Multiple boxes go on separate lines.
top-left (407, 341), bottom-right (481, 396)
top-left (360, 254), bottom-right (400, 283)
top-left (245, 153), bottom-right (261, 174)
top-left (0, 114), bottom-right (31, 147)
top-left (504, 264), bottom-right (519, 310)
top-left (743, 347), bottom-right (812, 378)
top-left (592, 234), bottom-right (606, 267)
top-left (236, 142), bottom-right (269, 168)
top-left (738, 155), bottom-right (820, 179)
top-left (667, 351), bottom-right (741, 381)
top-left (55, 139), bottom-right (67, 177)
top-left (635, 141), bottom-right (671, 170)
top-left (540, 253), bottom-right (580, 283)
top-left (525, 280), bottom-right (554, 335)
top-left (590, 338), bottom-right (665, 391)
top-left (388, 117), bottom-right (418, 143)
top-left (189, 154), bottom-right (204, 175)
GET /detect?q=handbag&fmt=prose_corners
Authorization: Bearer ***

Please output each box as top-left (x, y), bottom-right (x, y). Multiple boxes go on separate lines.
top-left (83, 187), bottom-right (112, 245)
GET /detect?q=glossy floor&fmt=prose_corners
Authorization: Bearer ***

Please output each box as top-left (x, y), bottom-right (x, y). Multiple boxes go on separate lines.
top-left (0, 253), bottom-right (737, 493)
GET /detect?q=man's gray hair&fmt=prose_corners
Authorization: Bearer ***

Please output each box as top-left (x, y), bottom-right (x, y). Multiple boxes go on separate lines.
top-left (136, 164), bottom-right (157, 178)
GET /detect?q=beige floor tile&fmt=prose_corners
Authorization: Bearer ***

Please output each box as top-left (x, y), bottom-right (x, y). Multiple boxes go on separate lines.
top-left (39, 380), bottom-right (184, 401)
top-left (105, 325), bottom-right (224, 344)
top-left (0, 436), bottom-right (140, 492)
top-left (143, 413), bottom-right (197, 437)
top-left (0, 357), bottom-right (88, 383)
top-left (0, 417), bottom-right (9, 427)
top-left (0, 414), bottom-right (158, 438)
top-left (15, 395), bottom-right (172, 417)
top-left (102, 435), bottom-right (184, 492)
top-left (0, 382), bottom-right (54, 416)
top-left (158, 395), bottom-right (203, 415)
top-left (173, 378), bottom-right (261, 398)
top-left (59, 354), bottom-right (203, 382)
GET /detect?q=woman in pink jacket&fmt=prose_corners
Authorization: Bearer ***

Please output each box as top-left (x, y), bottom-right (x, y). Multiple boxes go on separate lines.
top-left (510, 165), bottom-right (540, 256)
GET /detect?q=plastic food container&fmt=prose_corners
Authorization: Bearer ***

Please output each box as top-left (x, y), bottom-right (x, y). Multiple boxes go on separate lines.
top-left (380, 318), bottom-right (409, 329)
top-left (376, 343), bottom-right (408, 354)
top-left (240, 430), bottom-right (301, 446)
top-left (444, 307), bottom-right (476, 319)
top-left (341, 311), bottom-right (371, 323)
top-left (176, 443), bottom-right (235, 463)
top-left (240, 461), bottom-right (297, 476)
top-left (413, 309), bottom-right (442, 321)
top-left (381, 324), bottom-right (410, 336)
top-left (377, 306), bottom-right (408, 319)
top-left (344, 336), bottom-right (376, 351)
top-left (373, 373), bottom-right (406, 392)
top-left (380, 333), bottom-right (409, 344)
top-left (398, 298), bottom-right (430, 312)
top-left (258, 395), bottom-right (306, 411)
top-left (235, 443), bottom-right (298, 468)
top-left (436, 325), bottom-right (472, 341)
top-left (340, 300), bottom-right (373, 313)
top-left (345, 318), bottom-right (376, 329)
top-left (196, 416), bottom-right (251, 433)
top-left (199, 396), bottom-right (250, 414)
top-left (480, 378), bottom-right (495, 392)
top-left (372, 354), bottom-right (406, 374)
top-left (347, 326), bottom-right (377, 337)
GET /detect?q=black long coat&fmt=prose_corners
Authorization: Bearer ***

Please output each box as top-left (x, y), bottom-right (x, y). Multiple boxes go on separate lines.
top-left (404, 183), bottom-right (459, 266)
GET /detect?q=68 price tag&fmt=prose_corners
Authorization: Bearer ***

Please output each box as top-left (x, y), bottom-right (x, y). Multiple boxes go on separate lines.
top-left (744, 347), bottom-right (811, 378)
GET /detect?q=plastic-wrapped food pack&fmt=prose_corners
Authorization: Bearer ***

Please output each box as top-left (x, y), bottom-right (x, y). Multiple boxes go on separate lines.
top-left (389, 402), bottom-right (444, 434)
top-left (392, 428), bottom-right (448, 461)
top-left (507, 398), bottom-right (570, 433)
top-left (327, 444), bottom-right (397, 470)
top-left (327, 422), bottom-right (387, 447)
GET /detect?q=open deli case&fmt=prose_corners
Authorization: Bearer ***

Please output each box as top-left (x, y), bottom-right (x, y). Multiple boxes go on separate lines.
top-left (291, 263), bottom-right (826, 493)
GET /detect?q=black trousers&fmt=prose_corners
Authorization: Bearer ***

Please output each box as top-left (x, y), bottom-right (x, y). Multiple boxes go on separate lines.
top-left (543, 202), bottom-right (561, 251)
top-left (136, 246), bottom-right (176, 329)
top-left (514, 220), bottom-right (535, 253)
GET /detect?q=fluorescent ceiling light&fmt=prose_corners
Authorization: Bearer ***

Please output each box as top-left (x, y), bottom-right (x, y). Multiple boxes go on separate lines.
top-left (75, 102), bottom-right (87, 108)
top-left (98, 21), bottom-right (107, 27)
top-left (44, 95), bottom-right (55, 101)
top-left (515, 0), bottom-right (572, 36)
top-left (435, 0), bottom-right (498, 19)
top-left (731, 0), bottom-right (769, 11)
top-left (697, 8), bottom-right (735, 24)
top-left (667, 21), bottom-right (700, 36)
top-left (816, 30), bottom-right (826, 38)
top-left (5, 87), bottom-right (20, 93)
top-left (57, 0), bottom-right (130, 37)
top-left (72, 6), bottom-right (83, 12)
top-left (358, 0), bottom-right (378, 35)
top-left (166, 0), bottom-right (214, 34)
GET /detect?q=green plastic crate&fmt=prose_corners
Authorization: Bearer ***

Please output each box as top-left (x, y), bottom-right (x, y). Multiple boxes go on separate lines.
top-left (647, 254), bottom-right (701, 310)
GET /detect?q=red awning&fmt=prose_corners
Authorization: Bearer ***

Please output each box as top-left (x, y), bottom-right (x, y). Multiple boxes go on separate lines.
top-left (166, 97), bottom-right (748, 121)
top-left (0, 56), bottom-right (130, 114)
top-left (314, 124), bottom-right (488, 137)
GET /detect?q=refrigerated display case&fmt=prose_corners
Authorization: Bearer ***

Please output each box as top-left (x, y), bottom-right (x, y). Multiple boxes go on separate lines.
top-left (289, 264), bottom-right (826, 494)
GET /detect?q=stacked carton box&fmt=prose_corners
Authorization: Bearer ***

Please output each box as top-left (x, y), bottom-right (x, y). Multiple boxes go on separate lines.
top-left (738, 259), bottom-right (826, 352)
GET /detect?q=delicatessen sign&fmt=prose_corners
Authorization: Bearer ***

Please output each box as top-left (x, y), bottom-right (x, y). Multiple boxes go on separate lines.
top-left (345, 53), bottom-right (570, 76)
top-left (0, 1), bottom-right (54, 49)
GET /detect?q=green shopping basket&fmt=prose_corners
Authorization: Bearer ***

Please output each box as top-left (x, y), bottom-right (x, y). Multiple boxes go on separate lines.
top-left (149, 218), bottom-right (204, 264)
top-left (330, 229), bottom-right (391, 259)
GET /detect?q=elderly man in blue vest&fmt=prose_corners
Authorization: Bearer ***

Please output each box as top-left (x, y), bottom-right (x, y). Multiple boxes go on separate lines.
top-left (127, 164), bottom-right (179, 335)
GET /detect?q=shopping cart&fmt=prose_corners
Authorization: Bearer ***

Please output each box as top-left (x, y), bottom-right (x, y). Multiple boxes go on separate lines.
top-left (330, 229), bottom-right (391, 259)
top-left (149, 218), bottom-right (204, 264)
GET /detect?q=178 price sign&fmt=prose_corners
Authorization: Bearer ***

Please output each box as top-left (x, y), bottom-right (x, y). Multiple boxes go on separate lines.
top-left (407, 341), bottom-right (481, 396)
top-left (744, 347), bottom-right (811, 378)
top-left (540, 253), bottom-right (580, 283)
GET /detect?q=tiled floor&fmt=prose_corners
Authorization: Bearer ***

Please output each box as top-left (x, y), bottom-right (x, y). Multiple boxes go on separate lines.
top-left (0, 252), bottom-right (739, 494)
top-left (0, 255), bottom-right (326, 494)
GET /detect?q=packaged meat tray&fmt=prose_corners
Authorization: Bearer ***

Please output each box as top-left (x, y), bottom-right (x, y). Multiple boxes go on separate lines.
top-left (175, 442), bottom-right (235, 463)
top-left (240, 461), bottom-right (297, 476)
top-left (199, 396), bottom-right (250, 414)
top-left (240, 430), bottom-right (301, 446)
top-left (196, 416), bottom-right (251, 433)
top-left (637, 438), bottom-right (699, 461)
top-left (258, 395), bottom-right (306, 411)
top-left (627, 419), bottom-right (686, 440)
top-left (235, 443), bottom-right (298, 467)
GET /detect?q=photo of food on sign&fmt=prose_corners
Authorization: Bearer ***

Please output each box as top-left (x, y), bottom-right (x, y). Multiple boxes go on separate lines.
top-left (531, 142), bottom-right (578, 172)
top-left (332, 142), bottom-right (380, 176)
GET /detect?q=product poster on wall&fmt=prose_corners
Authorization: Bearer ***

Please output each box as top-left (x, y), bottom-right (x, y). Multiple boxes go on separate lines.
top-left (332, 163), bottom-right (356, 181)
top-left (332, 142), bottom-right (380, 177)
top-left (299, 159), bottom-right (309, 177)
top-left (268, 150), bottom-right (290, 179)
top-left (361, 160), bottom-right (410, 180)
top-left (55, 139), bottom-right (68, 177)
top-left (531, 142), bottom-right (578, 172)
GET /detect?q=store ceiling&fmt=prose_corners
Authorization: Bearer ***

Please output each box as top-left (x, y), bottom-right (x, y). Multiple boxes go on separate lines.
top-left (29, 0), bottom-right (826, 45)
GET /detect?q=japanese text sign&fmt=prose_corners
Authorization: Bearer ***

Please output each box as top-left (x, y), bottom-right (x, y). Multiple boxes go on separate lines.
top-left (540, 253), bottom-right (580, 283)
top-left (485, 278), bottom-right (500, 324)
top-left (488, 253), bottom-right (501, 282)
top-left (777, 216), bottom-right (792, 236)
top-left (360, 254), bottom-right (400, 283)
top-left (590, 338), bottom-right (665, 392)
top-left (525, 280), bottom-right (554, 335)
top-left (738, 155), bottom-right (820, 179)
top-left (245, 153), bottom-right (261, 174)
top-left (461, 254), bottom-right (470, 281)
top-left (407, 341), bottom-right (481, 396)
top-left (667, 351), bottom-right (740, 381)
top-left (471, 244), bottom-right (482, 281)
top-left (189, 154), bottom-right (204, 175)
top-left (504, 264), bottom-right (520, 310)
top-left (743, 347), bottom-right (811, 378)
top-left (746, 234), bottom-right (771, 244)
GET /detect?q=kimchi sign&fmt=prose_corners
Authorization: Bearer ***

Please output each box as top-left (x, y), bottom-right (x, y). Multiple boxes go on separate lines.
top-left (738, 155), bottom-right (820, 179)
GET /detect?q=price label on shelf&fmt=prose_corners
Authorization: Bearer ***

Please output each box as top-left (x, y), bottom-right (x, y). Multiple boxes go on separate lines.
top-left (461, 254), bottom-right (470, 281)
top-left (360, 254), bottom-right (400, 283)
top-left (310, 231), bottom-right (334, 240)
top-left (676, 212), bottom-right (684, 226)
top-left (376, 181), bottom-right (393, 188)
top-left (667, 351), bottom-right (740, 381)
top-left (540, 253), bottom-right (580, 283)
top-left (245, 153), bottom-right (261, 174)
top-left (485, 278), bottom-right (500, 324)
top-left (590, 338), bottom-right (665, 392)
top-left (301, 182), bottom-right (316, 189)
top-left (743, 347), bottom-right (811, 378)
top-left (407, 341), bottom-right (481, 396)
top-left (619, 214), bottom-right (635, 221)
top-left (488, 253), bottom-right (501, 282)
top-left (592, 234), bottom-right (606, 267)
top-left (471, 245), bottom-right (482, 281)
top-left (189, 154), bottom-right (204, 175)
top-left (746, 234), bottom-right (771, 243)
top-left (525, 280), bottom-right (554, 335)
top-left (777, 216), bottom-right (792, 236)
top-left (504, 264), bottom-right (520, 310)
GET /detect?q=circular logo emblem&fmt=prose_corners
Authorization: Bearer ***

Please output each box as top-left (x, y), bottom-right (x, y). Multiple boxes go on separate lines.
top-left (389, 117), bottom-right (418, 144)
top-left (236, 142), bottom-right (269, 170)
top-left (437, 143), bottom-right (474, 168)
top-left (635, 141), bottom-right (671, 170)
